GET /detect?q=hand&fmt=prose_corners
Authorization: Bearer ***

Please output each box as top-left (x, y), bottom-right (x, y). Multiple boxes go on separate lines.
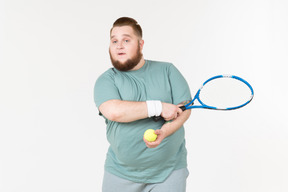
top-left (161, 102), bottom-right (183, 121)
top-left (143, 129), bottom-right (167, 148)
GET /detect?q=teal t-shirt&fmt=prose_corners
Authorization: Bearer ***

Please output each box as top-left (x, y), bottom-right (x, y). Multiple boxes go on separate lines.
top-left (94, 60), bottom-right (192, 183)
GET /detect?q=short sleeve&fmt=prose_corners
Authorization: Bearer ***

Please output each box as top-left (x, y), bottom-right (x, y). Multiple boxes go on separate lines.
top-left (94, 69), bottom-right (121, 108)
top-left (168, 64), bottom-right (192, 104)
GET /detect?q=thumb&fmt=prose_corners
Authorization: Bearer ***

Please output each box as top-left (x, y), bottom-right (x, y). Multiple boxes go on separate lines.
top-left (154, 129), bottom-right (161, 135)
top-left (177, 107), bottom-right (183, 114)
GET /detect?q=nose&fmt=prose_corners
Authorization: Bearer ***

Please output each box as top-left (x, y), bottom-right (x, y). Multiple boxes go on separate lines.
top-left (117, 41), bottom-right (124, 49)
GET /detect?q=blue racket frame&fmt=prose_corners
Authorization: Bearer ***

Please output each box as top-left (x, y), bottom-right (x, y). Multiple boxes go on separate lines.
top-left (182, 74), bottom-right (254, 111)
top-left (153, 74), bottom-right (254, 121)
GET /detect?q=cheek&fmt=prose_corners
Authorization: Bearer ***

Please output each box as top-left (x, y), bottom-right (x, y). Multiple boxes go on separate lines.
top-left (109, 47), bottom-right (116, 55)
top-left (128, 45), bottom-right (138, 55)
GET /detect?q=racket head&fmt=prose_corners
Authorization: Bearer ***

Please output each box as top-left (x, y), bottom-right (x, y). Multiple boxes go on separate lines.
top-left (185, 75), bottom-right (254, 110)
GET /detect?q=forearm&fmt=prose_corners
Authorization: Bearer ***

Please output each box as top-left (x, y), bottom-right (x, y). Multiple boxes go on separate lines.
top-left (161, 109), bottom-right (191, 137)
top-left (143, 108), bottom-right (191, 148)
top-left (99, 99), bottom-right (148, 122)
top-left (99, 99), bottom-right (182, 123)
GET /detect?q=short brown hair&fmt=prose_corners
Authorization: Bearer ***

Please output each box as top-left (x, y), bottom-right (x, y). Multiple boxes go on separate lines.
top-left (110, 17), bottom-right (143, 38)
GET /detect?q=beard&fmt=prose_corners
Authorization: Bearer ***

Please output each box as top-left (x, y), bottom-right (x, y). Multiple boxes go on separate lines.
top-left (109, 44), bottom-right (143, 71)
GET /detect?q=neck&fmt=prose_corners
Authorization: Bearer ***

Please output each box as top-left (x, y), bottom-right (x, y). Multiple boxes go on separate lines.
top-left (130, 57), bottom-right (145, 71)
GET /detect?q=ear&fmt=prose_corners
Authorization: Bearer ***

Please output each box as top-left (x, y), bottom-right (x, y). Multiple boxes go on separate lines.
top-left (139, 39), bottom-right (144, 50)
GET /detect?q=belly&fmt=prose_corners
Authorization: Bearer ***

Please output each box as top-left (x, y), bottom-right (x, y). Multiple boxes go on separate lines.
top-left (107, 119), bottom-right (185, 167)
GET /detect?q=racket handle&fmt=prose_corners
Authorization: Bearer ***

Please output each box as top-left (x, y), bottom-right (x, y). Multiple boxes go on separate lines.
top-left (179, 105), bottom-right (187, 111)
top-left (152, 105), bottom-right (187, 122)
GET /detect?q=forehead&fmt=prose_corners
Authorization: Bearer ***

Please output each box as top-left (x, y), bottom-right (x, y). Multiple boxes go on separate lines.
top-left (110, 26), bottom-right (137, 39)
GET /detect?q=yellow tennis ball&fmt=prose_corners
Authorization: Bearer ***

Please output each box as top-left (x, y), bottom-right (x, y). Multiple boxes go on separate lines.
top-left (144, 129), bottom-right (157, 142)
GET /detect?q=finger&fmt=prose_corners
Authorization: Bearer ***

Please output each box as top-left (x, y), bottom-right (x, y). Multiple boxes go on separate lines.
top-left (143, 135), bottom-right (158, 148)
top-left (144, 139), bottom-right (153, 148)
top-left (148, 143), bottom-right (159, 148)
top-left (177, 107), bottom-right (183, 114)
top-left (164, 116), bottom-right (173, 121)
top-left (146, 141), bottom-right (157, 148)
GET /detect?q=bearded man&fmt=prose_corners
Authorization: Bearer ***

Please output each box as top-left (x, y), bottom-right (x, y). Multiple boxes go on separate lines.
top-left (94, 17), bottom-right (192, 192)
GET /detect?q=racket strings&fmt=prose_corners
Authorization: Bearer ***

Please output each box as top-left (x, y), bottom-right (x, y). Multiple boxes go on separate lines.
top-left (198, 78), bottom-right (252, 109)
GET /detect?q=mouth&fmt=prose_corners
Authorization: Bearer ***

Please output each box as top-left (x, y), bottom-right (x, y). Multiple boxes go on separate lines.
top-left (118, 53), bottom-right (126, 56)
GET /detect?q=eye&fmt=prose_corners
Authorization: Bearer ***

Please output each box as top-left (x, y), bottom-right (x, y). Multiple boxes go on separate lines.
top-left (111, 39), bottom-right (117, 44)
top-left (124, 39), bottom-right (129, 43)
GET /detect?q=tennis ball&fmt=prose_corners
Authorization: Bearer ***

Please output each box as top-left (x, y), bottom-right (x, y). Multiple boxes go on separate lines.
top-left (144, 129), bottom-right (157, 142)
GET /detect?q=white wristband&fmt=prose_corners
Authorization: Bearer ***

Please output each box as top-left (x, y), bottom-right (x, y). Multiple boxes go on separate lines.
top-left (146, 100), bottom-right (162, 117)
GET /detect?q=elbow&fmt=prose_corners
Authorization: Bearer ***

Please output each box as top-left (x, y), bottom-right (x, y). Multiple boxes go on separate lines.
top-left (99, 108), bottom-right (122, 122)
top-left (99, 100), bottom-right (133, 123)
top-left (99, 100), bottom-right (123, 122)
top-left (99, 107), bottom-right (124, 122)
top-left (106, 111), bottom-right (123, 122)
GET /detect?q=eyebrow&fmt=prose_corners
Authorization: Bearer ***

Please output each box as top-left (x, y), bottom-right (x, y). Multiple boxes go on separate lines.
top-left (110, 34), bottom-right (132, 39)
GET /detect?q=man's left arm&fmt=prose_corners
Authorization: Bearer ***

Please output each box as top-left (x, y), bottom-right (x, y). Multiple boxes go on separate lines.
top-left (144, 100), bottom-right (191, 148)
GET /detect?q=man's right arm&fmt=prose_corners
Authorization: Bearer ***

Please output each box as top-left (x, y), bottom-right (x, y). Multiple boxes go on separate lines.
top-left (99, 99), bottom-right (181, 123)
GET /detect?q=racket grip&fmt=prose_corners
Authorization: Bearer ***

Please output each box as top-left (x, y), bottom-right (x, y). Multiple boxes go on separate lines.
top-left (179, 105), bottom-right (187, 111)
top-left (152, 105), bottom-right (187, 122)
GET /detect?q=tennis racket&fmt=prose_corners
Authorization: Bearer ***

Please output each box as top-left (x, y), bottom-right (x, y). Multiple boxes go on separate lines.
top-left (153, 74), bottom-right (254, 122)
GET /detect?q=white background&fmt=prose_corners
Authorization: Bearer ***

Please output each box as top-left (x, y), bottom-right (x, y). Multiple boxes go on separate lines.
top-left (1, 0), bottom-right (287, 191)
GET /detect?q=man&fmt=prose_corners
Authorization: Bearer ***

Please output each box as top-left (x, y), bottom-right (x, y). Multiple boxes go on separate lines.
top-left (94, 17), bottom-right (192, 192)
